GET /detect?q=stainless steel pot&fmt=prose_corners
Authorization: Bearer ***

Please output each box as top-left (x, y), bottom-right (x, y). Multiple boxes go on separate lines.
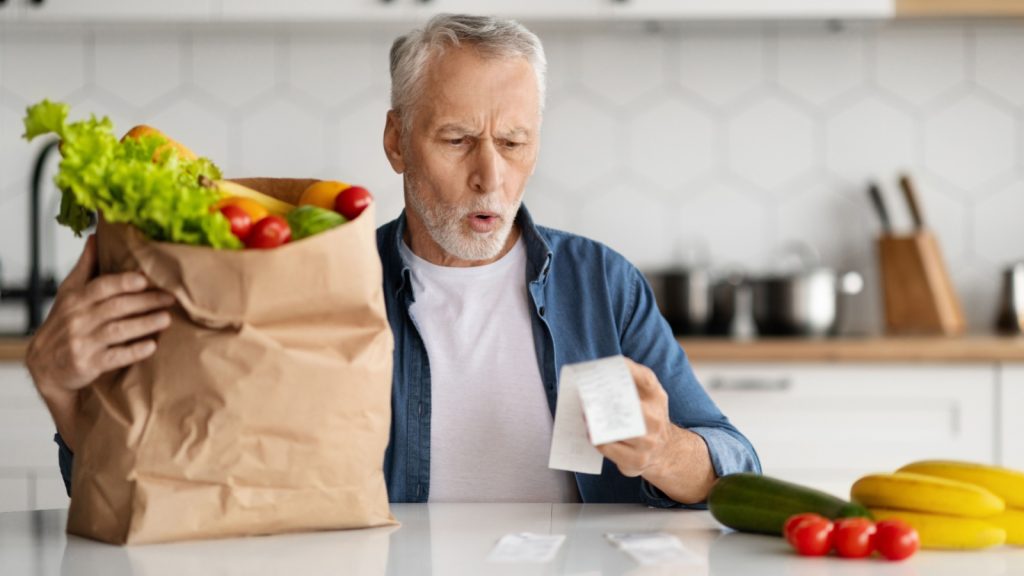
top-left (751, 268), bottom-right (863, 337)
top-left (646, 268), bottom-right (712, 335)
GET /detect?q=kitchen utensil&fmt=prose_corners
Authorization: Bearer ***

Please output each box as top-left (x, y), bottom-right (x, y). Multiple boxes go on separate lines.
top-left (750, 243), bottom-right (863, 338)
top-left (646, 268), bottom-right (712, 335)
top-left (899, 173), bottom-right (925, 230)
top-left (877, 174), bottom-right (965, 335)
top-left (707, 272), bottom-right (756, 339)
top-left (867, 181), bottom-right (892, 233)
top-left (646, 240), bottom-right (714, 335)
top-left (996, 263), bottom-right (1024, 335)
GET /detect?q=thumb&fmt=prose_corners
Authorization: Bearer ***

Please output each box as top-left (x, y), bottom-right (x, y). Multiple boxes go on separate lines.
top-left (61, 234), bottom-right (97, 290)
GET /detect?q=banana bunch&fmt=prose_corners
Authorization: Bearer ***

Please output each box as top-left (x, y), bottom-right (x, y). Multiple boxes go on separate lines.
top-left (851, 460), bottom-right (1024, 550)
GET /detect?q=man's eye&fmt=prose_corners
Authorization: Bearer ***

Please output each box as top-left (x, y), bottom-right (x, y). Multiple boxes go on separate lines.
top-left (503, 140), bottom-right (525, 149)
top-left (447, 138), bottom-right (465, 146)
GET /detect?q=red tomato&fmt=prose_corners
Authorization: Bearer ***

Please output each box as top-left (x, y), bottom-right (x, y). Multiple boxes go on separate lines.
top-left (784, 513), bottom-right (828, 546)
top-left (786, 515), bottom-right (834, 556)
top-left (219, 204), bottom-right (252, 240)
top-left (874, 520), bottom-right (919, 561)
top-left (244, 215), bottom-right (291, 249)
top-left (334, 185), bottom-right (373, 220)
top-left (833, 517), bottom-right (877, 559)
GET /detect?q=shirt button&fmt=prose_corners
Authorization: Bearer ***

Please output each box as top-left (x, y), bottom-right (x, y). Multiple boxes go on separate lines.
top-left (418, 401), bottom-right (424, 416)
top-left (539, 306), bottom-right (546, 317)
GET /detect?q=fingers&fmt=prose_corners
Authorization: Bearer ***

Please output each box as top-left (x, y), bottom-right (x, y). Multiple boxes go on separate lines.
top-left (84, 291), bottom-right (176, 333)
top-left (596, 442), bottom-right (644, 477)
top-left (94, 339), bottom-right (158, 374)
top-left (58, 235), bottom-right (98, 295)
top-left (95, 311), bottom-right (172, 347)
top-left (78, 272), bottom-right (151, 308)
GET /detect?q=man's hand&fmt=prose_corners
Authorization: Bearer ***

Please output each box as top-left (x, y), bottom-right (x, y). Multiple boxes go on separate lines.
top-left (26, 235), bottom-right (176, 451)
top-left (594, 358), bottom-right (716, 504)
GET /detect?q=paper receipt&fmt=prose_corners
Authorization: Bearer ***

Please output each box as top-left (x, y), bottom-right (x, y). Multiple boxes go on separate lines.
top-left (548, 355), bottom-right (646, 474)
top-left (486, 533), bottom-right (566, 563)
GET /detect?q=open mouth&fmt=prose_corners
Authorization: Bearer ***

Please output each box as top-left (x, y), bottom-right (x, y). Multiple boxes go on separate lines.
top-left (467, 212), bottom-right (501, 232)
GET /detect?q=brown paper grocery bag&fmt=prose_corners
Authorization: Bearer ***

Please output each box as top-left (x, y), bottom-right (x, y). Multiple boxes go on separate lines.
top-left (66, 178), bottom-right (396, 544)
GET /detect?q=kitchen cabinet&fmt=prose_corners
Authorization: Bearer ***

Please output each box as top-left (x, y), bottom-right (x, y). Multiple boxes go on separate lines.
top-left (16, 0), bottom-right (214, 22)
top-left (0, 364), bottom-right (69, 513)
top-left (612, 0), bottom-right (892, 20)
top-left (1000, 363), bottom-right (1024, 470)
top-left (410, 0), bottom-right (612, 21)
top-left (218, 0), bottom-right (413, 22)
top-left (693, 362), bottom-right (997, 497)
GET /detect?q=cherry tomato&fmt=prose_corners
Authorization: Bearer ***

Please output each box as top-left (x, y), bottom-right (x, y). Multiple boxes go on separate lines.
top-left (244, 215), bottom-right (291, 249)
top-left (786, 514), bottom-right (834, 556)
top-left (333, 185), bottom-right (373, 220)
top-left (874, 520), bottom-right (919, 561)
top-left (219, 204), bottom-right (252, 241)
top-left (833, 517), bottom-right (877, 559)
top-left (784, 513), bottom-right (828, 546)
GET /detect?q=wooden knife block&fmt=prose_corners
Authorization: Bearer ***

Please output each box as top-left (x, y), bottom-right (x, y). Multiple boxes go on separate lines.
top-left (877, 231), bottom-right (965, 335)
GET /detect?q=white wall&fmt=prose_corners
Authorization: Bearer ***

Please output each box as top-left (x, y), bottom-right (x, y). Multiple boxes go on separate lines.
top-left (0, 20), bottom-right (1022, 333)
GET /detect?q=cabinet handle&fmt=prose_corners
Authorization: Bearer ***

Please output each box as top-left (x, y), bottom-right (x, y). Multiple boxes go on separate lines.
top-left (29, 0), bottom-right (45, 5)
top-left (706, 376), bottom-right (792, 392)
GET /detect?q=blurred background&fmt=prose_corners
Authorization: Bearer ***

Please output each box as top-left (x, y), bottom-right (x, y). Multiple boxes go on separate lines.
top-left (2, 1), bottom-right (1024, 510)
top-left (1, 3), bottom-right (1023, 337)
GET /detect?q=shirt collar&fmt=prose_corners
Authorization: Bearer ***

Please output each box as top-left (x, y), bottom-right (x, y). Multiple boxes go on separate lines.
top-left (387, 203), bottom-right (553, 298)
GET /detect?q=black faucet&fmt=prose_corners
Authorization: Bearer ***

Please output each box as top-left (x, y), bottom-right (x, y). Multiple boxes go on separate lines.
top-left (1, 139), bottom-right (63, 334)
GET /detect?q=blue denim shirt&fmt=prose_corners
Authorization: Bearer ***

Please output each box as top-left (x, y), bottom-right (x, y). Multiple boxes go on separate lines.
top-left (56, 205), bottom-right (760, 506)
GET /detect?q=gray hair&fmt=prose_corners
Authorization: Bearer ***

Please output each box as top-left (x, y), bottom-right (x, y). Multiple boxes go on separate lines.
top-left (389, 13), bottom-right (547, 131)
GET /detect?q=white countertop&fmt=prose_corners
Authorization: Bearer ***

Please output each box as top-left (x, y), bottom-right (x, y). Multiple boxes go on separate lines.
top-left (3, 504), bottom-right (1024, 575)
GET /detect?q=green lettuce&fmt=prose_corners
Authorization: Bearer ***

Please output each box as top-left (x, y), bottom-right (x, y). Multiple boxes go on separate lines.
top-left (22, 99), bottom-right (241, 249)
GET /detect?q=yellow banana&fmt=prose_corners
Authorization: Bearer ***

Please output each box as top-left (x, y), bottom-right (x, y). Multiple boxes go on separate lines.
top-left (989, 508), bottom-right (1024, 546)
top-left (870, 508), bottom-right (1006, 550)
top-left (851, 472), bottom-right (1005, 518)
top-left (213, 180), bottom-right (294, 217)
top-left (898, 460), bottom-right (1024, 509)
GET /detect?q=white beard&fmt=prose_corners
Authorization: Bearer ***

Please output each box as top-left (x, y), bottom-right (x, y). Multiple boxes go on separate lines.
top-left (406, 173), bottom-right (522, 262)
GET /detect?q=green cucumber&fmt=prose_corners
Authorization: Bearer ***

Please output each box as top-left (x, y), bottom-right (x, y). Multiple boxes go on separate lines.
top-left (708, 473), bottom-right (872, 536)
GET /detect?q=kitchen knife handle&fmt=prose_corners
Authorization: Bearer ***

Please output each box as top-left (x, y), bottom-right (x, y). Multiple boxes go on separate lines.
top-left (899, 174), bottom-right (925, 230)
top-left (706, 376), bottom-right (792, 392)
top-left (868, 181), bottom-right (891, 234)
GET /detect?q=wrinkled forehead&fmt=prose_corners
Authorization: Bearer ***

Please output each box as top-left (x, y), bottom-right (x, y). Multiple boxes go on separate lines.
top-left (414, 45), bottom-right (541, 128)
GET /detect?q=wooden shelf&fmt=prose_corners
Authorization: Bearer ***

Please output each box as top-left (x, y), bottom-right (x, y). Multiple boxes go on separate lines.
top-left (0, 339), bottom-right (30, 362)
top-left (896, 0), bottom-right (1024, 17)
top-left (678, 335), bottom-right (1024, 363)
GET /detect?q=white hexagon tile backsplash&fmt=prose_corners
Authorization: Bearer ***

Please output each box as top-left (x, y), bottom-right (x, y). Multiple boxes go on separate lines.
top-left (1, 21), bottom-right (1023, 333)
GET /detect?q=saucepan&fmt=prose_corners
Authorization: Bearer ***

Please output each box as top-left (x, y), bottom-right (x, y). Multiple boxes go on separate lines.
top-left (751, 244), bottom-right (863, 338)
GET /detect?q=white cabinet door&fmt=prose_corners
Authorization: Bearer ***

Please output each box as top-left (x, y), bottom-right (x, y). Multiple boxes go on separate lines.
top-left (1000, 363), bottom-right (1024, 470)
top-left (21, 0), bottom-right (214, 22)
top-left (611, 0), bottom-right (893, 20)
top-left (693, 362), bottom-right (996, 497)
top-left (219, 0), bottom-right (412, 22)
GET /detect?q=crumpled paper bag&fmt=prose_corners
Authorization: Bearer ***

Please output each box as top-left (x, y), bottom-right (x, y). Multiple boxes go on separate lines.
top-left (66, 178), bottom-right (396, 544)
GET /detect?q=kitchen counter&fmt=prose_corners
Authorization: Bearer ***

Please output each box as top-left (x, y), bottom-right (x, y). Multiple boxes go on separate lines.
top-left (0, 338), bottom-right (29, 362)
top-left (679, 335), bottom-right (1024, 363)
top-left (5, 334), bottom-right (1024, 364)
top-left (3, 505), bottom-right (1023, 575)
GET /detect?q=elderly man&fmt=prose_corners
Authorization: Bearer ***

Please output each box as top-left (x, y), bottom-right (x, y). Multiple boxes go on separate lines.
top-left (28, 14), bottom-right (759, 507)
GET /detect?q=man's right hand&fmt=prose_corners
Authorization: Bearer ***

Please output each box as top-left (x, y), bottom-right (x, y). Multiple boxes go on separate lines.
top-left (26, 235), bottom-right (176, 451)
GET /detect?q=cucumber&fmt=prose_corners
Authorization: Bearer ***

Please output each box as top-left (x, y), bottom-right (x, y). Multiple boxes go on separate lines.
top-left (708, 473), bottom-right (872, 536)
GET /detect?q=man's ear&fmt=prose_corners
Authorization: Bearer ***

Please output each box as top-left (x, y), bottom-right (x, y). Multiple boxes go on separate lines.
top-left (383, 110), bottom-right (406, 175)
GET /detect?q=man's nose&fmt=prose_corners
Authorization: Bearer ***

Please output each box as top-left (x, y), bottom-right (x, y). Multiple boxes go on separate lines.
top-left (469, 140), bottom-right (503, 194)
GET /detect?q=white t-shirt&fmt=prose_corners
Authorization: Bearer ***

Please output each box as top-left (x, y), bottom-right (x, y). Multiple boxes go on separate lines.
top-left (400, 236), bottom-right (579, 503)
